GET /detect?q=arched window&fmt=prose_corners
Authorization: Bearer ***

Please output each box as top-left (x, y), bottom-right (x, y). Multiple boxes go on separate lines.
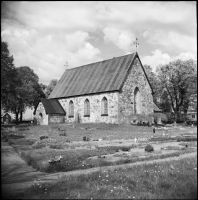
top-left (84, 99), bottom-right (90, 116)
top-left (134, 87), bottom-right (140, 114)
top-left (101, 97), bottom-right (108, 116)
top-left (69, 100), bottom-right (74, 117)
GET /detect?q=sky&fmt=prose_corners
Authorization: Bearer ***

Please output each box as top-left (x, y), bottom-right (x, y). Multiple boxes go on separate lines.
top-left (1, 1), bottom-right (197, 85)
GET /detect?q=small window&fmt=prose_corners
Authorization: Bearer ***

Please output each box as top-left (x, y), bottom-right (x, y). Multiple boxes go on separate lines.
top-left (84, 99), bottom-right (90, 117)
top-left (101, 97), bottom-right (108, 116)
top-left (192, 114), bottom-right (195, 119)
top-left (69, 100), bottom-right (74, 117)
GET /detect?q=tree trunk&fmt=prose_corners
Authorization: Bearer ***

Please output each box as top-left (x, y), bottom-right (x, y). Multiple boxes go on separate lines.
top-left (15, 112), bottom-right (19, 125)
top-left (20, 110), bottom-right (23, 123)
top-left (174, 106), bottom-right (180, 123)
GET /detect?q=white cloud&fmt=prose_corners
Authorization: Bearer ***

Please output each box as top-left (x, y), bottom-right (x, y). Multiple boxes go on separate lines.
top-left (103, 27), bottom-right (136, 53)
top-left (174, 52), bottom-right (197, 61)
top-left (143, 30), bottom-right (197, 55)
top-left (141, 49), bottom-right (196, 72)
top-left (2, 27), bottom-right (101, 85)
top-left (1, 1), bottom-right (196, 84)
top-left (141, 49), bottom-right (171, 71)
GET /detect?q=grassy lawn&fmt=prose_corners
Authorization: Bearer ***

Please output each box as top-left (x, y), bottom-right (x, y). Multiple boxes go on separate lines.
top-left (2, 123), bottom-right (197, 173)
top-left (5, 156), bottom-right (197, 199)
top-left (5, 123), bottom-right (197, 142)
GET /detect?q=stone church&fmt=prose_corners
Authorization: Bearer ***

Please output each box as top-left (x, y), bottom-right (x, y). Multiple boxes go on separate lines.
top-left (34, 52), bottom-right (156, 124)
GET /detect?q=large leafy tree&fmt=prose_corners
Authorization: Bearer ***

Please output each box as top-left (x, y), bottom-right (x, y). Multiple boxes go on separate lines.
top-left (1, 39), bottom-right (17, 105)
top-left (143, 64), bottom-right (161, 103)
top-left (156, 59), bottom-right (197, 121)
top-left (16, 66), bottom-right (46, 122)
top-left (45, 79), bottom-right (58, 98)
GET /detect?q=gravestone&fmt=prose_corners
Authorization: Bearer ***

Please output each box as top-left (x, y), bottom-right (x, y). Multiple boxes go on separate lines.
top-left (157, 117), bottom-right (162, 124)
top-left (151, 117), bottom-right (154, 124)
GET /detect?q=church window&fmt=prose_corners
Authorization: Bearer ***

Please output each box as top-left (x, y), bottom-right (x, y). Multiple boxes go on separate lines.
top-left (69, 100), bottom-right (74, 117)
top-left (84, 99), bottom-right (90, 117)
top-left (101, 97), bottom-right (108, 116)
top-left (134, 87), bottom-right (141, 114)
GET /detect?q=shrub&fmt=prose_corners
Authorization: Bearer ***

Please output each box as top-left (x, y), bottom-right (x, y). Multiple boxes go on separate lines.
top-left (145, 144), bottom-right (154, 152)
top-left (149, 113), bottom-right (168, 123)
top-left (120, 146), bottom-right (131, 151)
top-left (177, 137), bottom-right (197, 142)
top-left (49, 144), bottom-right (64, 149)
top-left (129, 114), bottom-right (152, 126)
top-left (186, 120), bottom-right (197, 125)
top-left (40, 135), bottom-right (49, 140)
top-left (83, 136), bottom-right (90, 141)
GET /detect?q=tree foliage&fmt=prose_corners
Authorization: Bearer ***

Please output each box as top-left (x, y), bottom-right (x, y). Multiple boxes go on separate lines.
top-left (45, 79), bottom-right (58, 98)
top-left (2, 66), bottom-right (45, 123)
top-left (1, 38), bottom-right (45, 123)
top-left (143, 64), bottom-right (161, 103)
top-left (1, 39), bottom-right (17, 104)
top-left (156, 59), bottom-right (197, 121)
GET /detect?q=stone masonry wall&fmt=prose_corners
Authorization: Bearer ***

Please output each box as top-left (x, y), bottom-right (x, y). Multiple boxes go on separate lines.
top-left (119, 57), bottom-right (153, 123)
top-left (58, 92), bottom-right (119, 124)
top-left (48, 114), bottom-right (65, 124)
top-left (34, 102), bottom-right (48, 125)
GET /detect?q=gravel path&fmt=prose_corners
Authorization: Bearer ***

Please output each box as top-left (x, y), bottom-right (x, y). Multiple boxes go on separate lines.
top-left (1, 141), bottom-right (197, 196)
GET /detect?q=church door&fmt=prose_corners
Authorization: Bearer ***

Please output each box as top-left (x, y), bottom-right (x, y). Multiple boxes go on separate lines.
top-left (134, 87), bottom-right (141, 114)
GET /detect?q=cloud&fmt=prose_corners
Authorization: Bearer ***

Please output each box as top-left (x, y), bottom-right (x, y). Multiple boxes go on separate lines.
top-left (143, 30), bottom-right (197, 55)
top-left (2, 27), bottom-right (101, 85)
top-left (141, 49), bottom-right (196, 72)
top-left (174, 52), bottom-right (197, 61)
top-left (103, 27), bottom-right (136, 53)
top-left (1, 1), bottom-right (196, 84)
top-left (141, 49), bottom-right (171, 71)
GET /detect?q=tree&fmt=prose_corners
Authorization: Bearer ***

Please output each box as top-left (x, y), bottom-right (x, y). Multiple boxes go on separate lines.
top-left (16, 66), bottom-right (46, 122)
top-left (1, 39), bottom-right (45, 123)
top-left (1, 39), bottom-right (17, 105)
top-left (156, 59), bottom-right (197, 122)
top-left (45, 79), bottom-right (58, 98)
top-left (2, 66), bottom-right (45, 123)
top-left (143, 64), bottom-right (161, 103)
top-left (40, 83), bottom-right (47, 94)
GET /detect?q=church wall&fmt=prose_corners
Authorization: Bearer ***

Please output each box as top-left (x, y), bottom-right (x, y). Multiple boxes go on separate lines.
top-left (119, 57), bottom-right (153, 123)
top-left (58, 92), bottom-right (119, 124)
top-left (48, 114), bottom-right (65, 124)
top-left (34, 102), bottom-right (48, 125)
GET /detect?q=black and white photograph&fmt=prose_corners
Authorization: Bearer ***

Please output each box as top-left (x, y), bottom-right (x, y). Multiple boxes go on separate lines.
top-left (1, 1), bottom-right (197, 199)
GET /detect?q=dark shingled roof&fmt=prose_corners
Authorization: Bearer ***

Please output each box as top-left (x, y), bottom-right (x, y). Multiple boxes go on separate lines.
top-left (34, 99), bottom-right (66, 115)
top-left (49, 53), bottom-right (140, 99)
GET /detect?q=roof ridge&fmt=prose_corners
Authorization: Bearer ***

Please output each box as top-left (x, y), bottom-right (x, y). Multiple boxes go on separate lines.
top-left (66, 52), bottom-right (136, 71)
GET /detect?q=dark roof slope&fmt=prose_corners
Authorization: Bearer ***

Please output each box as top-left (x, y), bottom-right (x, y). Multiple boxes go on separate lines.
top-left (34, 99), bottom-right (65, 115)
top-left (49, 53), bottom-right (137, 99)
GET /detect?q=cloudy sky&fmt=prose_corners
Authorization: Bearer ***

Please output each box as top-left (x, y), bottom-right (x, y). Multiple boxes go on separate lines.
top-left (1, 1), bottom-right (197, 85)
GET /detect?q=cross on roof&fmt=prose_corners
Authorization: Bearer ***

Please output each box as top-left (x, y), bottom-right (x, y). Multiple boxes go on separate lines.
top-left (134, 37), bottom-right (139, 53)
top-left (64, 62), bottom-right (68, 70)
